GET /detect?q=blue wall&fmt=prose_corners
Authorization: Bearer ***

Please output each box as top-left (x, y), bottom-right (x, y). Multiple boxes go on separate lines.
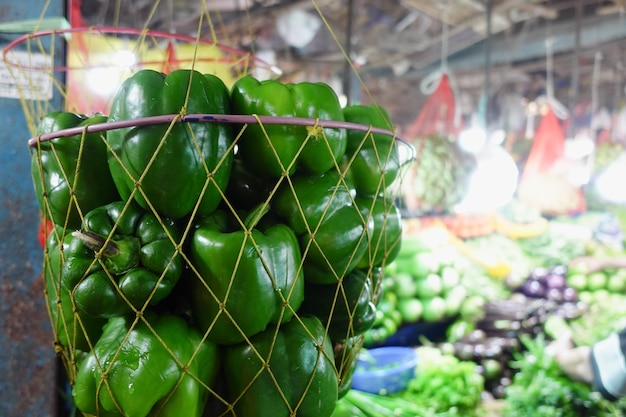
top-left (0, 1), bottom-right (65, 416)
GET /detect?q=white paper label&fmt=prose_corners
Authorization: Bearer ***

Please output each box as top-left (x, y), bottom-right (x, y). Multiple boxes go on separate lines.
top-left (0, 50), bottom-right (53, 100)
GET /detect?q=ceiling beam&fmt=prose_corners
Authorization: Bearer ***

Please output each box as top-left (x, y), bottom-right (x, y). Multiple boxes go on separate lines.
top-left (450, 13), bottom-right (625, 70)
top-left (392, 0), bottom-right (557, 70)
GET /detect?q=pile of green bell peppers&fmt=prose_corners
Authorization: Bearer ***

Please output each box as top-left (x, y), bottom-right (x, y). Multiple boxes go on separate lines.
top-left (31, 70), bottom-right (407, 417)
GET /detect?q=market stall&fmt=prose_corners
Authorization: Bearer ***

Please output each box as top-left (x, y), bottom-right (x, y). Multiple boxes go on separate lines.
top-left (3, 1), bottom-right (626, 417)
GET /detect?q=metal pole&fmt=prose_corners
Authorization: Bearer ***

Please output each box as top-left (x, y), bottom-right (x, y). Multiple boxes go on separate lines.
top-left (343, 0), bottom-right (354, 105)
top-left (0, 0), bottom-right (66, 415)
top-left (483, 0), bottom-right (493, 129)
top-left (569, 0), bottom-right (583, 136)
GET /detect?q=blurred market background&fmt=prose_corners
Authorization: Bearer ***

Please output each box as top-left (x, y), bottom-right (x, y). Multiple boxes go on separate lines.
top-left (1, 0), bottom-right (626, 416)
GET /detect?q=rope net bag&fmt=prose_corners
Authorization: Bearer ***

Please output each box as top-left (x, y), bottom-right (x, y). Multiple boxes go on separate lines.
top-left (398, 3), bottom-right (470, 217)
top-left (517, 37), bottom-right (585, 216)
top-left (3, 26), bottom-right (279, 134)
top-left (6, 2), bottom-right (415, 416)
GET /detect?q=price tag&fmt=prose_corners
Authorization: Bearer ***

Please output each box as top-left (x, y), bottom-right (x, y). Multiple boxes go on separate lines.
top-left (0, 50), bottom-right (53, 100)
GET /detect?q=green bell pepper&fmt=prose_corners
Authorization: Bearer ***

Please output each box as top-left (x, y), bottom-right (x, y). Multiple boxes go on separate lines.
top-left (274, 171), bottom-right (373, 284)
top-left (369, 266), bottom-right (385, 301)
top-left (224, 315), bottom-right (338, 417)
top-left (190, 205), bottom-right (304, 345)
top-left (63, 201), bottom-right (183, 317)
top-left (230, 75), bottom-right (347, 178)
top-left (334, 337), bottom-right (362, 399)
top-left (43, 228), bottom-right (106, 352)
top-left (343, 104), bottom-right (401, 196)
top-left (223, 156), bottom-right (273, 211)
top-left (73, 313), bottom-right (219, 417)
top-left (300, 269), bottom-right (376, 341)
top-left (31, 112), bottom-right (120, 229)
top-left (355, 195), bottom-right (403, 269)
top-left (107, 69), bottom-right (233, 219)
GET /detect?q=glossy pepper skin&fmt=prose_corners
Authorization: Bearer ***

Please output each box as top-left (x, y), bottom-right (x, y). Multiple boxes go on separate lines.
top-left (300, 269), bottom-right (377, 341)
top-left (355, 195), bottom-right (403, 269)
top-left (190, 205), bottom-right (304, 345)
top-left (63, 201), bottom-right (183, 317)
top-left (223, 157), bottom-right (273, 211)
top-left (343, 104), bottom-right (401, 196)
top-left (73, 313), bottom-right (219, 417)
top-left (31, 112), bottom-right (120, 229)
top-left (334, 337), bottom-right (362, 399)
top-left (107, 69), bottom-right (233, 219)
top-left (230, 75), bottom-right (347, 178)
top-left (43, 228), bottom-right (106, 352)
top-left (274, 171), bottom-right (374, 284)
top-left (224, 316), bottom-right (338, 417)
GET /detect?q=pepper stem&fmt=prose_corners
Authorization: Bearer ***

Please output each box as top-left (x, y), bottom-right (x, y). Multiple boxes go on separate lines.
top-left (72, 230), bottom-right (119, 256)
top-left (243, 203), bottom-right (271, 230)
top-left (72, 230), bottom-right (140, 275)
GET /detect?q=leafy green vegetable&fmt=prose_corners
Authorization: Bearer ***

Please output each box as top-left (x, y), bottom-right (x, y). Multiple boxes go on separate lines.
top-left (561, 293), bottom-right (626, 347)
top-left (503, 334), bottom-right (626, 417)
top-left (516, 222), bottom-right (589, 268)
top-left (408, 134), bottom-right (476, 215)
top-left (341, 389), bottom-right (472, 417)
top-left (393, 346), bottom-right (484, 415)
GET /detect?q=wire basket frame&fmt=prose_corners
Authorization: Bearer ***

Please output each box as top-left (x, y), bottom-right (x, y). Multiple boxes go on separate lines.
top-left (31, 111), bottom-right (415, 417)
top-left (29, 113), bottom-right (410, 147)
top-left (3, 26), bottom-right (281, 133)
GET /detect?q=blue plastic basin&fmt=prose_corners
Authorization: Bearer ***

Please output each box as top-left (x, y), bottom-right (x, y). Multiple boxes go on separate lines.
top-left (352, 346), bottom-right (418, 395)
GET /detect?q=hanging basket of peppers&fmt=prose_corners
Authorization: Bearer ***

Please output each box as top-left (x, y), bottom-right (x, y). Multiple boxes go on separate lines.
top-left (29, 69), bottom-right (414, 417)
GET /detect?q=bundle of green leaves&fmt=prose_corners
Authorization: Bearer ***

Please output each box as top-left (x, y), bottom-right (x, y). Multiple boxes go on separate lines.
top-left (504, 334), bottom-right (626, 417)
top-left (394, 346), bottom-right (484, 415)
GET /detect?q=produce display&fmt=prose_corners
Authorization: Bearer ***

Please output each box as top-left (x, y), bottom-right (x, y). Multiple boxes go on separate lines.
top-left (362, 227), bottom-right (508, 348)
top-left (447, 327), bottom-right (517, 399)
top-left (545, 292), bottom-right (626, 347)
top-left (404, 134), bottom-right (476, 215)
top-left (332, 346), bottom-right (484, 417)
top-left (515, 265), bottom-right (568, 300)
top-left (31, 70), bottom-right (409, 417)
top-left (362, 287), bottom-right (403, 346)
top-left (503, 335), bottom-right (626, 416)
top-left (462, 232), bottom-right (533, 285)
top-left (493, 199), bottom-right (548, 240)
top-left (29, 61), bottom-right (626, 416)
top-left (388, 157), bottom-right (622, 414)
top-left (350, 207), bottom-right (626, 416)
top-left (568, 262), bottom-right (626, 302)
top-left (514, 219), bottom-right (590, 268)
top-left (447, 296), bottom-right (573, 399)
top-left (395, 346), bottom-right (485, 414)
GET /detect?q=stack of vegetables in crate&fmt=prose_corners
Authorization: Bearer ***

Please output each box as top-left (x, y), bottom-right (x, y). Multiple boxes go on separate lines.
top-left (31, 69), bottom-right (411, 417)
top-left (363, 226), bottom-right (508, 347)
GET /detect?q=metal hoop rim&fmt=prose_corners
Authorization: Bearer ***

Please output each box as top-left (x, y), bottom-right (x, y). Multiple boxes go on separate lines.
top-left (28, 113), bottom-right (415, 162)
top-left (2, 26), bottom-right (281, 74)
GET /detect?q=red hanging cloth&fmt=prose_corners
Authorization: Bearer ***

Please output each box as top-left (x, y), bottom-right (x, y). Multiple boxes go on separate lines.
top-left (403, 73), bottom-right (461, 139)
top-left (521, 106), bottom-right (565, 182)
top-left (68, 0), bottom-right (88, 55)
top-left (162, 40), bottom-right (178, 73)
top-left (400, 73), bottom-right (462, 213)
top-left (518, 105), bottom-right (586, 214)
top-left (69, 0), bottom-right (87, 28)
